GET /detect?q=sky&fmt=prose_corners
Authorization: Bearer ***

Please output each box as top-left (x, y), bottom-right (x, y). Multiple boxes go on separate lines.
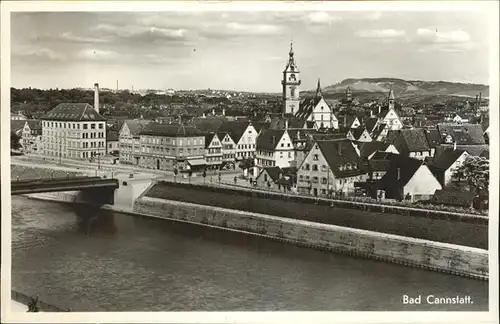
top-left (11, 10), bottom-right (491, 92)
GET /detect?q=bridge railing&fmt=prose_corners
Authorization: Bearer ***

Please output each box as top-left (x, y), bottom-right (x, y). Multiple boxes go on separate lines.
top-left (11, 290), bottom-right (71, 312)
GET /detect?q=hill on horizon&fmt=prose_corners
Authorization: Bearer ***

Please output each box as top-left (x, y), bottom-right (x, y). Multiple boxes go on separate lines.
top-left (306, 78), bottom-right (489, 99)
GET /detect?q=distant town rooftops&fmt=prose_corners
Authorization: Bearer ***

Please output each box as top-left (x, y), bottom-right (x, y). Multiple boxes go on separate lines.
top-left (42, 103), bottom-right (106, 121)
top-left (437, 123), bottom-right (485, 145)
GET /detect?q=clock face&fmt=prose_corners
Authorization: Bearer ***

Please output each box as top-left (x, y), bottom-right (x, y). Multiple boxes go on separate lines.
top-left (289, 74), bottom-right (296, 81)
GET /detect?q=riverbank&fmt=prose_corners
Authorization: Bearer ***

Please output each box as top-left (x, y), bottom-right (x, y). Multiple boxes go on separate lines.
top-left (132, 196), bottom-right (488, 280)
top-left (21, 189), bottom-right (488, 280)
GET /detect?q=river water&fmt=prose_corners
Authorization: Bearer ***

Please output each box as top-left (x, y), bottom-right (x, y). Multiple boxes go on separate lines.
top-left (11, 196), bottom-right (488, 311)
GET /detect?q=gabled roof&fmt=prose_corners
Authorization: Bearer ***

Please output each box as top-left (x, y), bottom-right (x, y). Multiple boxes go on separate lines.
top-left (430, 148), bottom-right (467, 170)
top-left (140, 122), bottom-right (204, 137)
top-left (424, 128), bottom-right (441, 149)
top-left (358, 141), bottom-right (391, 159)
top-left (295, 97), bottom-right (324, 120)
top-left (437, 123), bottom-right (486, 145)
top-left (397, 128), bottom-right (430, 152)
top-left (204, 133), bottom-right (220, 148)
top-left (217, 132), bottom-right (235, 143)
top-left (123, 120), bottom-right (151, 136)
top-left (364, 117), bottom-right (379, 133)
top-left (217, 121), bottom-right (251, 143)
top-left (311, 133), bottom-right (346, 141)
top-left (315, 139), bottom-right (366, 178)
top-left (256, 129), bottom-right (286, 151)
top-left (11, 120), bottom-right (26, 133)
top-left (26, 120), bottom-right (42, 131)
top-left (349, 128), bottom-right (367, 140)
top-left (378, 155), bottom-right (424, 188)
top-left (259, 166), bottom-right (282, 183)
top-left (42, 103), bottom-right (106, 121)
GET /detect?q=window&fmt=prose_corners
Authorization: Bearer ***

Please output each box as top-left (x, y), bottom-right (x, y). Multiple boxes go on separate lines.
top-left (264, 174), bottom-right (268, 181)
top-left (305, 164), bottom-right (310, 170)
top-left (91, 123), bottom-right (96, 129)
top-left (83, 124), bottom-right (88, 129)
top-left (312, 164), bottom-right (318, 171)
top-left (313, 154), bottom-right (319, 161)
top-left (288, 152), bottom-right (292, 158)
top-left (322, 177), bottom-right (327, 184)
top-left (99, 123), bottom-right (103, 129)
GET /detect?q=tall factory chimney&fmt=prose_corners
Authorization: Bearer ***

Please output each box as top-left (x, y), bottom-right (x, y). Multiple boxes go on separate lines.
top-left (94, 83), bottom-right (100, 113)
top-left (116, 80), bottom-right (119, 93)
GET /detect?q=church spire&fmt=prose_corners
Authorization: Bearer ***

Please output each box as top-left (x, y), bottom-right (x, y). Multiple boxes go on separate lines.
top-left (316, 78), bottom-right (323, 98)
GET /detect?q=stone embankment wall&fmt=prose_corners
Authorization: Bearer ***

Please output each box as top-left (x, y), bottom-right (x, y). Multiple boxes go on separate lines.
top-left (145, 182), bottom-right (488, 249)
top-left (134, 196), bottom-right (488, 280)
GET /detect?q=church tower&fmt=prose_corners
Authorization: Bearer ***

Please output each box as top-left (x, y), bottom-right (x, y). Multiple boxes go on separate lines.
top-left (345, 86), bottom-right (352, 103)
top-left (388, 88), bottom-right (396, 110)
top-left (282, 42), bottom-right (301, 115)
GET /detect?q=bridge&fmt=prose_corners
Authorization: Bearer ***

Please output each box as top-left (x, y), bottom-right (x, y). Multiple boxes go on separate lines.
top-left (11, 176), bottom-right (120, 204)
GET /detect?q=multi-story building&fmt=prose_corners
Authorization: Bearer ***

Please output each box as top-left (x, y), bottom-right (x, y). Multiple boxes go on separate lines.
top-left (118, 119), bottom-right (151, 164)
top-left (255, 129), bottom-right (295, 172)
top-left (218, 121), bottom-right (258, 161)
top-left (218, 132), bottom-right (237, 169)
top-left (21, 120), bottom-right (42, 154)
top-left (297, 139), bottom-right (368, 197)
top-left (41, 106), bottom-right (106, 160)
top-left (136, 123), bottom-right (206, 171)
top-left (41, 83), bottom-right (106, 160)
top-left (294, 80), bottom-right (339, 130)
top-left (205, 133), bottom-right (223, 170)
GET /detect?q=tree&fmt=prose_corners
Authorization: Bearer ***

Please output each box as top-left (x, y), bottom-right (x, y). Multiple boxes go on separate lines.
top-left (11, 132), bottom-right (22, 151)
top-left (452, 156), bottom-right (489, 193)
top-left (239, 157), bottom-right (254, 171)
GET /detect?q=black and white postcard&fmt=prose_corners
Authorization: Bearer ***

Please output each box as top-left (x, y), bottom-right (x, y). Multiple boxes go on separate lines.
top-left (1, 1), bottom-right (498, 323)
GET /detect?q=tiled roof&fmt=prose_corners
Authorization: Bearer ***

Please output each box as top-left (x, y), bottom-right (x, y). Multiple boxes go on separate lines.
top-left (42, 103), bottom-right (106, 121)
top-left (26, 120), bottom-right (42, 131)
top-left (349, 128), bottom-right (366, 140)
top-left (191, 117), bottom-right (226, 133)
top-left (140, 122), bottom-right (204, 137)
top-left (218, 121), bottom-right (251, 143)
top-left (256, 129), bottom-right (285, 151)
top-left (429, 148), bottom-right (467, 170)
top-left (260, 166), bottom-right (282, 183)
top-left (358, 141), bottom-right (390, 159)
top-left (437, 123), bottom-right (486, 145)
top-left (378, 155), bottom-right (424, 188)
top-left (295, 97), bottom-right (323, 120)
top-left (316, 139), bottom-right (366, 178)
top-left (204, 133), bottom-right (218, 148)
top-left (311, 133), bottom-right (346, 141)
top-left (10, 120), bottom-right (26, 133)
top-left (424, 128), bottom-right (441, 149)
top-left (398, 128), bottom-right (430, 153)
top-left (364, 117), bottom-right (379, 133)
top-left (368, 157), bottom-right (392, 172)
top-left (124, 120), bottom-right (152, 136)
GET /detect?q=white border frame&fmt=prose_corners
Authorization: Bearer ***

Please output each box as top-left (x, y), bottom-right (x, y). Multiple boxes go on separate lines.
top-left (1, 1), bottom-right (498, 323)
